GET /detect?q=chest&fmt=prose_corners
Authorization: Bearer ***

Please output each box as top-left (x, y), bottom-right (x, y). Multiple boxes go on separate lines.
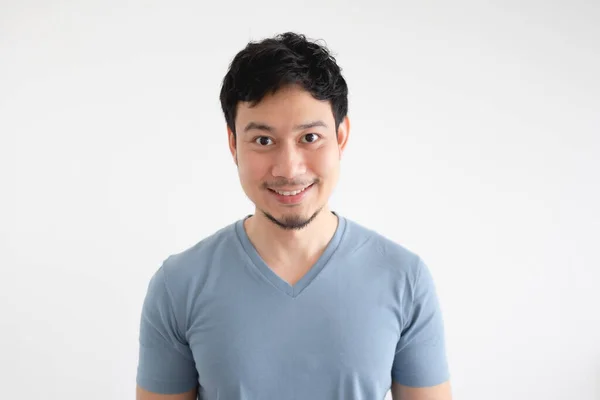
top-left (186, 274), bottom-right (402, 397)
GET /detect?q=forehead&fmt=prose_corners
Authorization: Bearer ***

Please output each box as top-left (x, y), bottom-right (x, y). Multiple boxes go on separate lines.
top-left (235, 85), bottom-right (334, 133)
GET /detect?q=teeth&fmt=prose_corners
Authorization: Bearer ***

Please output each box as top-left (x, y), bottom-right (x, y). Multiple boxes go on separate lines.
top-left (274, 186), bottom-right (310, 196)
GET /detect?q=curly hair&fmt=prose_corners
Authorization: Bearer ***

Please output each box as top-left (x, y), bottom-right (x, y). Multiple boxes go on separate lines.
top-left (219, 32), bottom-right (349, 136)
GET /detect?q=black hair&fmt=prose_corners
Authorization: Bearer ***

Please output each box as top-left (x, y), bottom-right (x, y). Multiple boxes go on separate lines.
top-left (219, 32), bottom-right (348, 136)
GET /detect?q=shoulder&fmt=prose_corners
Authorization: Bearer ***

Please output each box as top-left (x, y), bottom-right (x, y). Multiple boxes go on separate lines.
top-left (140, 222), bottom-right (243, 337)
top-left (154, 220), bottom-right (241, 291)
top-left (342, 217), bottom-right (424, 282)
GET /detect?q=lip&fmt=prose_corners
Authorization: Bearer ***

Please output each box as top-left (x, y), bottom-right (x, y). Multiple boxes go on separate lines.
top-left (269, 186), bottom-right (311, 192)
top-left (268, 183), bottom-right (314, 205)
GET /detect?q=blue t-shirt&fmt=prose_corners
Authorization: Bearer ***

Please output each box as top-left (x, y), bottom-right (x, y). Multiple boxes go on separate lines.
top-left (136, 213), bottom-right (450, 399)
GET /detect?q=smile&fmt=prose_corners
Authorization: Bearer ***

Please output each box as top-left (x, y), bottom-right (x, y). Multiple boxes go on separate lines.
top-left (270, 185), bottom-right (312, 196)
top-left (267, 183), bottom-right (315, 205)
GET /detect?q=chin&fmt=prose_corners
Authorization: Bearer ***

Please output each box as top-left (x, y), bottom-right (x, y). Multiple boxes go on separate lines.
top-left (261, 206), bottom-right (324, 231)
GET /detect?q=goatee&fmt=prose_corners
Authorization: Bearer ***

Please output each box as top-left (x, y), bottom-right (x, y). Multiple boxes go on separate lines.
top-left (262, 207), bottom-right (323, 231)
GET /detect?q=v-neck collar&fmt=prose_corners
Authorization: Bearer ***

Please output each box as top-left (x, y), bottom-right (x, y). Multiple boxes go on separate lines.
top-left (234, 211), bottom-right (347, 298)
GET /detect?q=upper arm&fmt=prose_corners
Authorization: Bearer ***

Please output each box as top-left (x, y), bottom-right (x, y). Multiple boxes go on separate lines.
top-left (391, 257), bottom-right (450, 388)
top-left (391, 380), bottom-right (452, 400)
top-left (136, 385), bottom-right (197, 400)
top-left (136, 263), bottom-right (199, 395)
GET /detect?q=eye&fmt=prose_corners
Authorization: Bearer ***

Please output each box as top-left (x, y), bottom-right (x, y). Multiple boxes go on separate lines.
top-left (301, 133), bottom-right (320, 143)
top-left (254, 136), bottom-right (273, 146)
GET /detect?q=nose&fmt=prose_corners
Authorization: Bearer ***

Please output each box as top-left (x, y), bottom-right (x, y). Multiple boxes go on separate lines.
top-left (271, 143), bottom-right (307, 179)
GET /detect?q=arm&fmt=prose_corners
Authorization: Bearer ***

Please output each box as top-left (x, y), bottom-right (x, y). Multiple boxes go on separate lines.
top-left (136, 262), bottom-right (199, 398)
top-left (391, 257), bottom-right (451, 399)
top-left (136, 385), bottom-right (197, 400)
top-left (391, 380), bottom-right (452, 400)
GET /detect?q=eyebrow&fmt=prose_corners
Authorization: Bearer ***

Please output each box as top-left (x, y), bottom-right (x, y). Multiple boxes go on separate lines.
top-left (243, 120), bottom-right (328, 133)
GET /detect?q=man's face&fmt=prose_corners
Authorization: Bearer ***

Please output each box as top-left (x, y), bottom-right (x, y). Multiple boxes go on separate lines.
top-left (228, 84), bottom-right (349, 230)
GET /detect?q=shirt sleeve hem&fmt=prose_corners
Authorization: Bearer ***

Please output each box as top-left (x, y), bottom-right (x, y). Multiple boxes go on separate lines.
top-left (391, 370), bottom-right (450, 388)
top-left (136, 375), bottom-right (198, 395)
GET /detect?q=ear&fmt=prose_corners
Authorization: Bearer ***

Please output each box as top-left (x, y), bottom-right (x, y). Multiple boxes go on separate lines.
top-left (227, 126), bottom-right (237, 165)
top-left (336, 115), bottom-right (350, 157)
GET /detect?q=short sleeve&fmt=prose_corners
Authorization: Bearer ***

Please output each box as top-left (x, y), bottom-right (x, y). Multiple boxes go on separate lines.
top-left (392, 257), bottom-right (450, 387)
top-left (136, 261), bottom-right (199, 394)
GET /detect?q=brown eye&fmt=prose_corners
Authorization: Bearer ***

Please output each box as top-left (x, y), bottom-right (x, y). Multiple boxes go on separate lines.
top-left (255, 136), bottom-right (273, 146)
top-left (302, 133), bottom-right (319, 143)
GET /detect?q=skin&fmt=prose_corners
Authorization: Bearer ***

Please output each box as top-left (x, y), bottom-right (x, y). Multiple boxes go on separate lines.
top-left (137, 84), bottom-right (452, 400)
top-left (136, 386), bottom-right (196, 400)
top-left (227, 84), bottom-right (349, 281)
top-left (391, 381), bottom-right (453, 400)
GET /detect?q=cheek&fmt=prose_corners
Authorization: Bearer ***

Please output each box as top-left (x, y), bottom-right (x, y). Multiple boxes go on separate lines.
top-left (313, 148), bottom-right (340, 178)
top-left (239, 153), bottom-right (269, 183)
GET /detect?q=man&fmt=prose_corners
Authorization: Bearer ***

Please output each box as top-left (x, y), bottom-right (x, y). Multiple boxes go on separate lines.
top-left (136, 32), bottom-right (452, 400)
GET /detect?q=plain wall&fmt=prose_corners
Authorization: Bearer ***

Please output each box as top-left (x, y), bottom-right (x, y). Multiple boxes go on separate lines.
top-left (1, 0), bottom-right (599, 399)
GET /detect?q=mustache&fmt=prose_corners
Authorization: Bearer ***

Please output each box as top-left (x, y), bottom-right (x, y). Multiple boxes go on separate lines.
top-left (263, 178), bottom-right (319, 189)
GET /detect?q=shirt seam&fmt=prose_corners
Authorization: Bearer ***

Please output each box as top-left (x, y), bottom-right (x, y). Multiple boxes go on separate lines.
top-left (160, 258), bottom-right (194, 360)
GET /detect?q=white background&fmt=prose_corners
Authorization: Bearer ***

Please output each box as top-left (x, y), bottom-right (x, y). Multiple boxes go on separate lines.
top-left (1, 1), bottom-right (599, 399)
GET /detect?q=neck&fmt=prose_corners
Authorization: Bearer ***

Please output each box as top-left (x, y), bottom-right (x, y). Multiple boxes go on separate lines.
top-left (244, 206), bottom-right (339, 267)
